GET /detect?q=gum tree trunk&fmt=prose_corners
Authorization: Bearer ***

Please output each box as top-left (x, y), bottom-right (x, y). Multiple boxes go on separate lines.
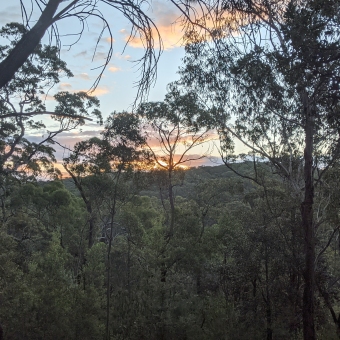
top-left (64, 165), bottom-right (95, 248)
top-left (0, 0), bottom-right (61, 89)
top-left (301, 92), bottom-right (316, 340)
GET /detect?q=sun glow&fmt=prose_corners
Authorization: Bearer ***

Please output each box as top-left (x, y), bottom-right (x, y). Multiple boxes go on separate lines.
top-left (153, 160), bottom-right (189, 170)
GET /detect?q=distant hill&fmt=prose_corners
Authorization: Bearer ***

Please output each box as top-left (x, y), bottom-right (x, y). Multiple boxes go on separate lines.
top-left (140, 162), bottom-right (262, 198)
top-left (62, 162), bottom-right (266, 198)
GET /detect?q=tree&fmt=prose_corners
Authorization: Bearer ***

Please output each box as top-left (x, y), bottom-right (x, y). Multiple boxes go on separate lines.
top-left (64, 111), bottom-right (146, 339)
top-left (135, 87), bottom-right (213, 338)
top-left (178, 0), bottom-right (340, 338)
top-left (0, 179), bottom-right (97, 339)
top-left (0, 0), bottom-right (164, 97)
top-left (0, 23), bottom-right (102, 180)
top-left (138, 85), bottom-right (212, 238)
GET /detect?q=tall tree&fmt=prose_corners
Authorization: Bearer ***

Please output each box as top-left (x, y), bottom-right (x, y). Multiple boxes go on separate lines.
top-left (64, 112), bottom-right (146, 339)
top-left (64, 112), bottom-right (145, 247)
top-left (0, 0), bottom-right (162, 98)
top-left (137, 87), bottom-right (212, 337)
top-left (178, 0), bottom-right (340, 338)
top-left (0, 23), bottom-right (101, 180)
top-left (138, 85), bottom-right (211, 238)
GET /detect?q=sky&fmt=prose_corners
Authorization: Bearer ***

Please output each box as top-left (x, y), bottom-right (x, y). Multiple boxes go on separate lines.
top-left (0, 1), bottom-right (224, 173)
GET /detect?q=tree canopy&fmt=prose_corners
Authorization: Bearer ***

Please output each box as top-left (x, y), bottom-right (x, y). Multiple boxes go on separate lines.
top-left (1, 1), bottom-right (340, 340)
top-left (177, 0), bottom-right (340, 338)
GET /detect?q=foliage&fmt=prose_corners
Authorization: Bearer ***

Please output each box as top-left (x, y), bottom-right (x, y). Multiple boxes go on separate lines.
top-left (0, 162), bottom-right (340, 338)
top-left (0, 23), bottom-right (102, 180)
top-left (1, 1), bottom-right (340, 339)
top-left (178, 1), bottom-right (340, 338)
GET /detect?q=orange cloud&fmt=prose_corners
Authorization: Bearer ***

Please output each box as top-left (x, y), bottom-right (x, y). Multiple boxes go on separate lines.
top-left (125, 24), bottom-right (184, 50)
top-left (106, 37), bottom-right (116, 43)
top-left (88, 86), bottom-right (110, 96)
top-left (118, 1), bottom-right (185, 50)
top-left (108, 66), bottom-right (121, 72)
top-left (40, 85), bottom-right (109, 104)
top-left (120, 21), bottom-right (184, 50)
top-left (121, 0), bottom-right (243, 50)
top-left (59, 84), bottom-right (110, 97)
top-left (54, 162), bottom-right (70, 178)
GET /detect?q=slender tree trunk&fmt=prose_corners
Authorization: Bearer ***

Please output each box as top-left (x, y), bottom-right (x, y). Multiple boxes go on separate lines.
top-left (88, 212), bottom-right (95, 248)
top-left (160, 247), bottom-right (167, 339)
top-left (106, 208), bottom-right (115, 340)
top-left (168, 170), bottom-right (175, 238)
top-left (317, 283), bottom-right (340, 338)
top-left (0, 0), bottom-right (62, 89)
top-left (301, 94), bottom-right (316, 340)
top-left (252, 277), bottom-right (257, 320)
top-left (64, 166), bottom-right (95, 248)
top-left (157, 168), bottom-right (176, 340)
top-left (127, 237), bottom-right (131, 298)
top-left (105, 172), bottom-right (121, 340)
top-left (159, 282), bottom-right (166, 340)
top-left (265, 244), bottom-right (273, 340)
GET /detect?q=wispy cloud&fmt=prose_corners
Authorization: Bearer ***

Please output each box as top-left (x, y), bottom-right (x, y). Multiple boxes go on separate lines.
top-left (113, 52), bottom-right (131, 60)
top-left (93, 51), bottom-right (108, 61)
top-left (76, 73), bottom-right (90, 80)
top-left (88, 86), bottom-right (110, 96)
top-left (56, 83), bottom-right (110, 97)
top-left (121, 25), bottom-right (184, 50)
top-left (57, 85), bottom-right (110, 97)
top-left (57, 130), bottom-right (102, 138)
top-left (120, 1), bottom-right (184, 50)
top-left (121, 0), bottom-right (238, 50)
top-left (105, 37), bottom-right (116, 43)
top-left (40, 94), bottom-right (55, 101)
top-left (0, 6), bottom-right (21, 26)
top-left (50, 132), bottom-right (101, 160)
top-left (58, 83), bottom-right (73, 91)
top-left (108, 66), bottom-right (121, 73)
top-left (74, 50), bottom-right (88, 58)
top-left (184, 155), bottom-right (223, 167)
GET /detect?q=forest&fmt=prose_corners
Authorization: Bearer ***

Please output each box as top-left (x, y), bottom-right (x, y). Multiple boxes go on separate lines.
top-left (0, 0), bottom-right (340, 339)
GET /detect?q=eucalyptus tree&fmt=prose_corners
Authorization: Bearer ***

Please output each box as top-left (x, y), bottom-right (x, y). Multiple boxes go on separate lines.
top-left (0, 23), bottom-right (101, 180)
top-left (64, 111), bottom-right (146, 339)
top-left (0, 0), bottom-right (163, 99)
top-left (177, 0), bottom-right (340, 338)
top-left (0, 179), bottom-right (93, 339)
top-left (135, 86), bottom-right (212, 338)
top-left (138, 85), bottom-right (211, 238)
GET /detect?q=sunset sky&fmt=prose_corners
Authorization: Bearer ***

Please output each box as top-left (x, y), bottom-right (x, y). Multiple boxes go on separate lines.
top-left (0, 1), bottom-right (225, 172)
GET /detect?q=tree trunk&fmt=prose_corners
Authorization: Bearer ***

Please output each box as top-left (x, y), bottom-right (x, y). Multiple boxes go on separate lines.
top-left (106, 209), bottom-right (115, 340)
top-left (301, 93), bottom-right (316, 340)
top-left (105, 171), bottom-right (121, 340)
top-left (265, 243), bottom-right (273, 340)
top-left (0, 0), bottom-right (61, 89)
top-left (64, 165), bottom-right (95, 248)
top-left (88, 213), bottom-right (95, 248)
top-left (317, 283), bottom-right (340, 339)
top-left (168, 170), bottom-right (175, 238)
